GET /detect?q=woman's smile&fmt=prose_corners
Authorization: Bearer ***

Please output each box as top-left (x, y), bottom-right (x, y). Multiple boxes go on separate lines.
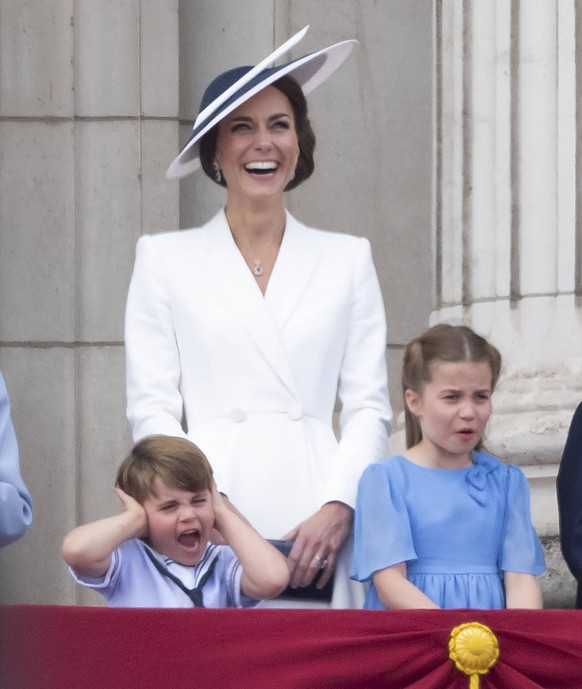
top-left (244, 160), bottom-right (279, 174)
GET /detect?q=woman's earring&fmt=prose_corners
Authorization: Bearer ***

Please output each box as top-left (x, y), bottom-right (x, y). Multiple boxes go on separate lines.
top-left (212, 160), bottom-right (222, 183)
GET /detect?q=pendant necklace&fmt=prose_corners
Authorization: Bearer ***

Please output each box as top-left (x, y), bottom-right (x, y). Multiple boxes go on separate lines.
top-left (228, 220), bottom-right (284, 280)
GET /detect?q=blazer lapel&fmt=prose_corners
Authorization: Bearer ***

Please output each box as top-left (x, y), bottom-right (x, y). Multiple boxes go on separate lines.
top-left (265, 211), bottom-right (320, 333)
top-left (198, 210), bottom-right (301, 397)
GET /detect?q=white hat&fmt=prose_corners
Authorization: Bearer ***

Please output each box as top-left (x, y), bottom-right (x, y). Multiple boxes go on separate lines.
top-left (166, 25), bottom-right (356, 180)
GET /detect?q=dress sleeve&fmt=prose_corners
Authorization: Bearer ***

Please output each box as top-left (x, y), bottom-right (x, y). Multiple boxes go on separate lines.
top-left (351, 461), bottom-right (416, 582)
top-left (0, 372), bottom-right (33, 548)
top-left (125, 235), bottom-right (187, 441)
top-left (321, 238), bottom-right (392, 508)
top-left (499, 464), bottom-right (545, 575)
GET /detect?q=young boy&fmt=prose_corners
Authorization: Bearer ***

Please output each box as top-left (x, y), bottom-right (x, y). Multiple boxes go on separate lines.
top-left (62, 435), bottom-right (289, 607)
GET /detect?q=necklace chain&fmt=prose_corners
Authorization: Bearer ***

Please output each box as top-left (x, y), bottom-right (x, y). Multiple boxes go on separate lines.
top-left (228, 222), bottom-right (284, 279)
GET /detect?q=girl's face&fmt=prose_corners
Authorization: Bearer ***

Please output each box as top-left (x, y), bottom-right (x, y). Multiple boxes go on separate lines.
top-left (215, 86), bottom-right (300, 203)
top-left (142, 477), bottom-right (215, 566)
top-left (405, 360), bottom-right (493, 467)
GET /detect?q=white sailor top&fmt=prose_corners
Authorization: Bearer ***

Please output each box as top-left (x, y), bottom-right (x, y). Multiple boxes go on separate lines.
top-left (70, 540), bottom-right (260, 608)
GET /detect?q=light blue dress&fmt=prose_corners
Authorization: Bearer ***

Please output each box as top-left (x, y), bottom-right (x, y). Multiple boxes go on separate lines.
top-left (351, 451), bottom-right (545, 609)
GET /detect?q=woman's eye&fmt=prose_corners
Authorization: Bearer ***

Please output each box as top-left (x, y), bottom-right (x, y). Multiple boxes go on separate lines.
top-left (273, 120), bottom-right (290, 129)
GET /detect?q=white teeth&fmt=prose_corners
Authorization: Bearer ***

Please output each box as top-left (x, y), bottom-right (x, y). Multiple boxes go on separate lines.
top-left (245, 161), bottom-right (277, 171)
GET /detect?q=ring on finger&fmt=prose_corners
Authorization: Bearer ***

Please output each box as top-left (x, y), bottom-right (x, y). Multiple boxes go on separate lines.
top-left (313, 554), bottom-right (328, 569)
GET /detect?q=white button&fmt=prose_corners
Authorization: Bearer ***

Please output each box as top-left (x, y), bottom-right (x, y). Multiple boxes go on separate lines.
top-left (287, 403), bottom-right (303, 421)
top-left (230, 408), bottom-right (246, 423)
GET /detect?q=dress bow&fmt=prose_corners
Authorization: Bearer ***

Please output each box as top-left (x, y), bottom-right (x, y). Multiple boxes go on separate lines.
top-left (466, 452), bottom-right (498, 507)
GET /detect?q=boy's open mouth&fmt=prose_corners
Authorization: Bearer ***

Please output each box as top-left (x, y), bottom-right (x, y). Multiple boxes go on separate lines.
top-left (177, 529), bottom-right (200, 549)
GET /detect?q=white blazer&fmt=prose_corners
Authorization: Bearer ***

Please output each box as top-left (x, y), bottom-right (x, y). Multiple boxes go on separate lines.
top-left (125, 209), bottom-right (392, 540)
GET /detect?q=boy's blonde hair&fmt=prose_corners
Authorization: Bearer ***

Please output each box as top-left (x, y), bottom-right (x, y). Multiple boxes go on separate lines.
top-left (116, 435), bottom-right (213, 504)
top-left (402, 323), bottom-right (502, 449)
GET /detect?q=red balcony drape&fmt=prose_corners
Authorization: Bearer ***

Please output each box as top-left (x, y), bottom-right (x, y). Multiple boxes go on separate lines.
top-left (2, 606), bottom-right (581, 688)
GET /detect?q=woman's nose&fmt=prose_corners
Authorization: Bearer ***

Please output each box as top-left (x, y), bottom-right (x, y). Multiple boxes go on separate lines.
top-left (253, 125), bottom-right (272, 149)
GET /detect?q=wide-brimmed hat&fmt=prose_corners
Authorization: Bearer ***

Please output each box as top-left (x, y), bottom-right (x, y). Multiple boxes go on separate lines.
top-left (166, 25), bottom-right (356, 180)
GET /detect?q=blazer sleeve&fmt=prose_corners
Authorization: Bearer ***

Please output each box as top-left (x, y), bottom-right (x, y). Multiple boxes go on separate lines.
top-left (557, 402), bottom-right (582, 581)
top-left (125, 235), bottom-right (187, 441)
top-left (0, 372), bottom-right (33, 547)
top-left (321, 237), bottom-right (392, 508)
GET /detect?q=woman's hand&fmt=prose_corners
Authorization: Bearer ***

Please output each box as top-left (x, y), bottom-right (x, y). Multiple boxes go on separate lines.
top-left (282, 501), bottom-right (352, 589)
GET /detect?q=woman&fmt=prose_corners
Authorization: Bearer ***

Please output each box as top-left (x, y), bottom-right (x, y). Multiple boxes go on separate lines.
top-left (125, 26), bottom-right (392, 607)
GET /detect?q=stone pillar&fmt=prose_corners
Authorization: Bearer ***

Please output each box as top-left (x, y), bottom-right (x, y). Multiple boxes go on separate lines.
top-left (434, 0), bottom-right (582, 606)
top-left (0, 0), bottom-right (179, 604)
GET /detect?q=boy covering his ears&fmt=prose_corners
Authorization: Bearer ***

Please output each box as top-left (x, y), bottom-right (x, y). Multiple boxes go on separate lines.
top-left (63, 435), bottom-right (289, 607)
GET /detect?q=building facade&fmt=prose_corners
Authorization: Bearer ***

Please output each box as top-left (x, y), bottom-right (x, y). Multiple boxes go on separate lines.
top-left (0, 0), bottom-right (577, 606)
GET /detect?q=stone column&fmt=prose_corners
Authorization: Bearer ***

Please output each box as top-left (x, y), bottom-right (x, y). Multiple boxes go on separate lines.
top-left (434, 0), bottom-right (582, 606)
top-left (0, 0), bottom-right (179, 604)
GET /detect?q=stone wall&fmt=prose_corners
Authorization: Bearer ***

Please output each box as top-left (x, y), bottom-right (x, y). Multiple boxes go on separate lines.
top-left (1, 0), bottom-right (575, 608)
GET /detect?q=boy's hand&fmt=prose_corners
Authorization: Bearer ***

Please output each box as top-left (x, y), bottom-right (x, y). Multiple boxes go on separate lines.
top-left (209, 480), bottom-right (228, 543)
top-left (62, 486), bottom-right (150, 579)
top-left (113, 486), bottom-right (149, 538)
top-left (210, 480), bottom-right (254, 545)
top-left (210, 479), bottom-right (227, 513)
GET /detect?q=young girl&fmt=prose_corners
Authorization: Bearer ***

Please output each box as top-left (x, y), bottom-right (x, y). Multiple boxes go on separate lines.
top-left (351, 323), bottom-right (545, 610)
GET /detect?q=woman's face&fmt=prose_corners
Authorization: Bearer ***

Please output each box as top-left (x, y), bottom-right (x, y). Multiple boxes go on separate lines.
top-left (215, 86), bottom-right (300, 202)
